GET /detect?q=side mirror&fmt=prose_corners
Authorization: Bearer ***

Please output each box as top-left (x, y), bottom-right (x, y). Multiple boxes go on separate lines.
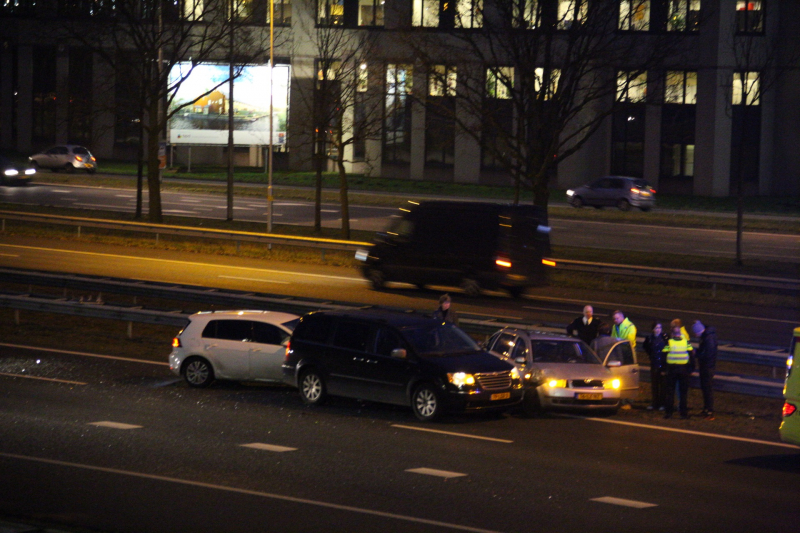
top-left (514, 357), bottom-right (527, 365)
top-left (391, 348), bottom-right (407, 359)
top-left (607, 360), bottom-right (622, 367)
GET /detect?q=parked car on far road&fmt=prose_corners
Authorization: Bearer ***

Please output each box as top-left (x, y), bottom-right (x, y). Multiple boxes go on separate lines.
top-left (0, 155), bottom-right (35, 185)
top-left (169, 310), bottom-right (300, 388)
top-left (486, 329), bottom-right (635, 416)
top-left (566, 176), bottom-right (655, 211)
top-left (29, 144), bottom-right (97, 174)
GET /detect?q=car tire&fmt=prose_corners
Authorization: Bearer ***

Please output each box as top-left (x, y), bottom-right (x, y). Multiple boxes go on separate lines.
top-left (367, 268), bottom-right (386, 291)
top-left (520, 388), bottom-right (543, 418)
top-left (182, 357), bottom-right (214, 388)
top-left (64, 164), bottom-right (75, 174)
top-left (640, 206), bottom-right (651, 212)
top-left (411, 383), bottom-right (441, 422)
top-left (460, 276), bottom-right (481, 297)
top-left (87, 168), bottom-right (96, 175)
top-left (299, 369), bottom-right (327, 405)
top-left (617, 199), bottom-right (631, 211)
top-left (570, 196), bottom-right (584, 208)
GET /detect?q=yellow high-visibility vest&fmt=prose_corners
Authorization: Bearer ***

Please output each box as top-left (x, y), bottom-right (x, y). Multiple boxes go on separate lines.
top-left (663, 337), bottom-right (693, 365)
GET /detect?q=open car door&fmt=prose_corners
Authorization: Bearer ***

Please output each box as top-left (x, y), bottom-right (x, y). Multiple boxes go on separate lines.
top-left (601, 341), bottom-right (640, 400)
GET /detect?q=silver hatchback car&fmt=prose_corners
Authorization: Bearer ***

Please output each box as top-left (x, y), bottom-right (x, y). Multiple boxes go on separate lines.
top-left (566, 176), bottom-right (655, 211)
top-left (486, 329), bottom-right (637, 415)
top-left (29, 144), bottom-right (97, 174)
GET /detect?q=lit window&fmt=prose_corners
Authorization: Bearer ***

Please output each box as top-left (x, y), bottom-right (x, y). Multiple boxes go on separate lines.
top-left (357, 63), bottom-right (368, 92)
top-left (184, 0), bottom-right (204, 20)
top-left (267, 0), bottom-right (292, 25)
top-left (619, 0), bottom-right (649, 31)
top-left (412, 0), bottom-right (439, 27)
top-left (559, 0), bottom-right (588, 29)
top-left (359, 0), bottom-right (384, 26)
top-left (429, 65), bottom-right (457, 97)
top-left (456, 0), bottom-right (483, 28)
top-left (487, 67), bottom-right (514, 99)
top-left (667, 0), bottom-right (700, 31)
top-left (535, 68), bottom-right (560, 99)
top-left (617, 71), bottom-right (647, 103)
top-left (736, 1), bottom-right (763, 33)
top-left (514, 0), bottom-right (539, 29)
top-left (319, 0), bottom-right (344, 25)
top-left (732, 72), bottom-right (760, 105)
top-left (664, 71), bottom-right (697, 104)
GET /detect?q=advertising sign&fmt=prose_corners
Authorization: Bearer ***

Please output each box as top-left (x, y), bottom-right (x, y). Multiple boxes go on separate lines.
top-left (168, 63), bottom-right (290, 146)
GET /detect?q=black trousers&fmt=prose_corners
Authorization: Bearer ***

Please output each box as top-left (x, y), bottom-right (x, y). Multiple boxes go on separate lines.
top-left (650, 365), bottom-right (665, 408)
top-left (699, 365), bottom-right (715, 413)
top-left (665, 364), bottom-right (691, 417)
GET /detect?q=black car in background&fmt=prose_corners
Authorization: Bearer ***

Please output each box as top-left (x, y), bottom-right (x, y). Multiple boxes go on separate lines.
top-left (0, 156), bottom-right (35, 185)
top-left (355, 201), bottom-right (552, 297)
top-left (283, 310), bottom-right (523, 421)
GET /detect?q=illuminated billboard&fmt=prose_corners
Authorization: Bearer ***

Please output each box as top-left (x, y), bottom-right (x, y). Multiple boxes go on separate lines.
top-left (168, 63), bottom-right (290, 146)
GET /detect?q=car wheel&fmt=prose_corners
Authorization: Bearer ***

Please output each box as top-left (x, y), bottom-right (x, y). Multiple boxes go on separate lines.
top-left (411, 383), bottom-right (441, 422)
top-left (182, 357), bottom-right (214, 388)
top-left (64, 164), bottom-right (75, 174)
top-left (640, 206), bottom-right (651, 212)
top-left (570, 196), bottom-right (584, 208)
top-left (460, 276), bottom-right (481, 297)
top-left (521, 388), bottom-right (543, 418)
top-left (367, 268), bottom-right (386, 290)
top-left (87, 168), bottom-right (96, 175)
top-left (617, 199), bottom-right (631, 211)
top-left (299, 369), bottom-right (327, 405)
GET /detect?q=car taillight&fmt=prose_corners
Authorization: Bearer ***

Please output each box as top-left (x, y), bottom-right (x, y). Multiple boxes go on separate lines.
top-left (285, 340), bottom-right (291, 359)
top-left (91, 156), bottom-right (97, 162)
top-left (495, 253), bottom-right (512, 269)
top-left (650, 188), bottom-right (656, 194)
top-left (783, 402), bottom-right (797, 417)
top-left (172, 337), bottom-right (181, 348)
top-left (630, 187), bottom-right (640, 194)
top-left (75, 155), bottom-right (84, 162)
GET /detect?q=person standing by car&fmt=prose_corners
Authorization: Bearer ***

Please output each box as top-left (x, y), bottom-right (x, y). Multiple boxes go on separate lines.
top-left (643, 322), bottom-right (669, 411)
top-left (611, 310), bottom-right (637, 350)
top-left (432, 294), bottom-right (459, 326)
top-left (566, 305), bottom-right (603, 346)
top-left (693, 320), bottom-right (718, 420)
top-left (662, 324), bottom-right (694, 419)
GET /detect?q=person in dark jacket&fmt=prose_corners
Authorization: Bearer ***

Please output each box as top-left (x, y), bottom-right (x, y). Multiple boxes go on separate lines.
top-left (566, 305), bottom-right (603, 346)
top-left (432, 293), bottom-right (459, 326)
top-left (693, 320), bottom-right (718, 420)
top-left (643, 322), bottom-right (669, 411)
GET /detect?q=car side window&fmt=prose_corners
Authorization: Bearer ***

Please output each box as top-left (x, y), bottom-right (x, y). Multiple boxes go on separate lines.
top-left (374, 327), bottom-right (405, 357)
top-left (612, 179), bottom-right (625, 189)
top-left (607, 342), bottom-right (635, 365)
top-left (491, 333), bottom-right (517, 358)
top-left (511, 338), bottom-right (529, 361)
top-left (251, 322), bottom-right (287, 345)
top-left (294, 315), bottom-right (334, 343)
top-left (57, 147), bottom-right (69, 155)
top-left (203, 319), bottom-right (252, 342)
top-left (332, 321), bottom-right (374, 352)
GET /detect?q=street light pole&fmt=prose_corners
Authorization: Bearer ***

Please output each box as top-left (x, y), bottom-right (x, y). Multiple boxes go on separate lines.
top-left (267, 0), bottom-right (274, 233)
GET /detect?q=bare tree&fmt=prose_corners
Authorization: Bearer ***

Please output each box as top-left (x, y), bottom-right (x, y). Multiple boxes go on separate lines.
top-left (403, 0), bottom-right (693, 208)
top-left (293, 7), bottom-right (383, 238)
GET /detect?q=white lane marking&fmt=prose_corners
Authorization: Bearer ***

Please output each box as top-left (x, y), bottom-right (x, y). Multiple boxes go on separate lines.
top-left (219, 275), bottom-right (290, 284)
top-left (233, 207), bottom-right (253, 211)
top-left (89, 421), bottom-right (142, 430)
top-left (406, 468), bottom-right (468, 479)
top-left (392, 424), bottom-right (513, 444)
top-left (163, 210), bottom-right (198, 214)
top-left (0, 372), bottom-right (87, 385)
top-left (564, 414), bottom-right (800, 449)
top-left (0, 253), bottom-right (18, 257)
top-left (590, 497), bottom-right (657, 509)
top-left (241, 443), bottom-right (297, 452)
top-left (527, 295), bottom-right (799, 326)
top-left (179, 199), bottom-right (202, 203)
top-left (114, 194), bottom-right (134, 198)
top-left (0, 453), bottom-right (502, 533)
top-left (0, 244), bottom-right (368, 283)
top-left (0, 343), bottom-right (169, 366)
top-left (73, 203), bottom-right (127, 209)
top-left (49, 189), bottom-right (73, 193)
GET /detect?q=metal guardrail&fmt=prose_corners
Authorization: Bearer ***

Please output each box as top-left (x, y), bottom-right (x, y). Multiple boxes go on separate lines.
top-left (1, 210), bottom-right (798, 292)
top-left (0, 269), bottom-right (789, 398)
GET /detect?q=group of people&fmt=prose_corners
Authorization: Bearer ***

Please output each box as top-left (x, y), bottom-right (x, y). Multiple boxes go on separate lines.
top-left (566, 305), bottom-right (718, 420)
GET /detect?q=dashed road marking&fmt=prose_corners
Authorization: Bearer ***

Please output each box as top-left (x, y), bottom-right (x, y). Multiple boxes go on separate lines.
top-left (392, 424), bottom-right (513, 444)
top-left (406, 468), bottom-right (468, 479)
top-left (240, 443), bottom-right (297, 452)
top-left (0, 372), bottom-right (86, 385)
top-left (0, 343), bottom-right (169, 366)
top-left (89, 421), bottom-right (142, 430)
top-left (590, 497), bottom-right (657, 509)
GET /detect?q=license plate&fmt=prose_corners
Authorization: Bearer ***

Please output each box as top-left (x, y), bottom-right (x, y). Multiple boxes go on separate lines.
top-left (491, 392), bottom-right (511, 401)
top-left (576, 393), bottom-right (603, 401)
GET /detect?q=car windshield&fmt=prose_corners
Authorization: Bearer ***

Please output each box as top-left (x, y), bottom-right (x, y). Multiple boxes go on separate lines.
top-left (632, 179), bottom-right (651, 189)
top-left (0, 156), bottom-right (11, 168)
top-left (72, 146), bottom-right (90, 155)
top-left (282, 318), bottom-right (300, 330)
top-left (531, 340), bottom-right (601, 364)
top-left (402, 323), bottom-right (481, 356)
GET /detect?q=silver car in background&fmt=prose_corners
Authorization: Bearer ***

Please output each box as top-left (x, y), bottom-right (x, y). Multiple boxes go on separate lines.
top-left (29, 144), bottom-right (97, 174)
top-left (566, 176), bottom-right (655, 211)
top-left (486, 329), bottom-right (625, 415)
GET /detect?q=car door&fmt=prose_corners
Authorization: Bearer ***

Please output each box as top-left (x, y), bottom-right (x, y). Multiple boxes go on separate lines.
top-left (601, 340), bottom-right (640, 399)
top-left (201, 319), bottom-right (252, 379)
top-left (248, 321), bottom-right (291, 381)
top-left (361, 326), bottom-right (416, 405)
top-left (326, 319), bottom-right (377, 399)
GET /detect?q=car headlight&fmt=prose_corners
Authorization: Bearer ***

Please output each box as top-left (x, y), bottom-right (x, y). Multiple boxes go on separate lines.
top-left (448, 372), bottom-right (476, 387)
top-left (354, 249), bottom-right (369, 261)
top-left (610, 379), bottom-right (621, 390)
top-left (566, 189), bottom-right (574, 196)
top-left (509, 367), bottom-right (520, 380)
top-left (547, 379), bottom-right (567, 388)
top-left (4, 169), bottom-right (18, 176)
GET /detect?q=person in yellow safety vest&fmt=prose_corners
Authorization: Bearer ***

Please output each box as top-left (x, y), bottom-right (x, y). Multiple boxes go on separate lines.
top-left (611, 310), bottom-right (637, 350)
top-left (662, 324), bottom-right (694, 419)
top-left (670, 318), bottom-right (690, 344)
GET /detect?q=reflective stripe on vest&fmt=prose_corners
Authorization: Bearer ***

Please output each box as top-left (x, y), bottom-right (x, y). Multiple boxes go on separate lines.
top-left (666, 338), bottom-right (691, 365)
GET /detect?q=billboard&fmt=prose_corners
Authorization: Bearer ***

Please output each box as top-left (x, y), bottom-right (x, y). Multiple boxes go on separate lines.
top-left (168, 63), bottom-right (290, 146)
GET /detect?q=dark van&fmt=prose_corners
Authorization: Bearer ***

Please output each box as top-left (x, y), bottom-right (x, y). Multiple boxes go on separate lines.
top-left (355, 201), bottom-right (551, 297)
top-left (282, 310), bottom-right (523, 421)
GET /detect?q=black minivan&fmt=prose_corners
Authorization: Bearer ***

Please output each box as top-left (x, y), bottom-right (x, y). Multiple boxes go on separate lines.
top-left (282, 310), bottom-right (523, 421)
top-left (355, 201), bottom-right (551, 297)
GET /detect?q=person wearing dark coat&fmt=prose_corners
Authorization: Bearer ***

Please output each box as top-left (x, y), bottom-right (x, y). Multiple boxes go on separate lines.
top-left (693, 320), bottom-right (718, 420)
top-left (566, 305), bottom-right (603, 346)
top-left (643, 322), bottom-right (669, 411)
top-left (432, 294), bottom-right (459, 326)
